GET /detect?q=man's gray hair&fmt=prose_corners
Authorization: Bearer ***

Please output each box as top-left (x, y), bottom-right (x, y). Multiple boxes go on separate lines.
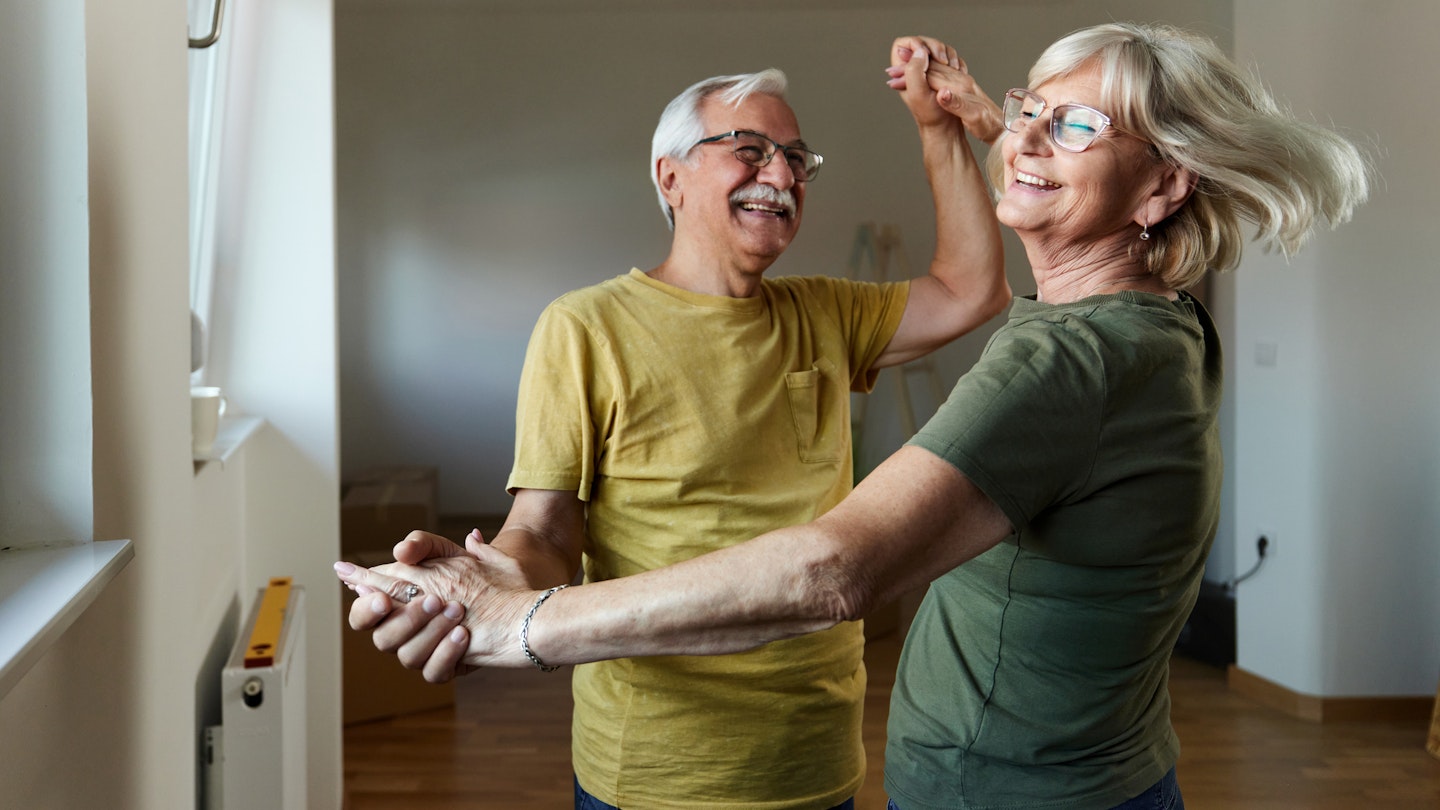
top-left (650, 69), bottom-right (790, 230)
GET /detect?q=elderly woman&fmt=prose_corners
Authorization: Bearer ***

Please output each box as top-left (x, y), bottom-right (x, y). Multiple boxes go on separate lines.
top-left (338, 22), bottom-right (1368, 810)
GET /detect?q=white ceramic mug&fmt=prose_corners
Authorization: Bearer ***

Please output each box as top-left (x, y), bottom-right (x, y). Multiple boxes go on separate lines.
top-left (191, 386), bottom-right (228, 456)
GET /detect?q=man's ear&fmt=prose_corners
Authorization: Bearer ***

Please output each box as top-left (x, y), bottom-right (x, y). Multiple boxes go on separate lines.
top-left (657, 155), bottom-right (684, 211)
top-left (1137, 162), bottom-right (1197, 228)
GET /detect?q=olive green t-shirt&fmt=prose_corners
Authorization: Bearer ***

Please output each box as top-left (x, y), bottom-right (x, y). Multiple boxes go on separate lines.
top-left (509, 269), bottom-right (909, 809)
top-left (887, 292), bottom-right (1223, 810)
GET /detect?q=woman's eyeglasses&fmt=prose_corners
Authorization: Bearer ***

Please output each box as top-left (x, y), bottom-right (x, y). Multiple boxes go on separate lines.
top-left (1002, 88), bottom-right (1120, 153)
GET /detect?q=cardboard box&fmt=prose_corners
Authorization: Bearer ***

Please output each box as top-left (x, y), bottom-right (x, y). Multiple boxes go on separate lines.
top-left (341, 602), bottom-right (457, 725)
top-left (341, 549), bottom-right (456, 725)
top-left (348, 464), bottom-right (438, 488)
top-left (339, 466), bottom-right (451, 723)
top-left (341, 465), bottom-right (438, 555)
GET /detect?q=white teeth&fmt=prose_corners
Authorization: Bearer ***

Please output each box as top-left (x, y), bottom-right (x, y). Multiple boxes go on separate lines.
top-left (1016, 171), bottom-right (1060, 189)
top-left (731, 183), bottom-right (796, 217)
top-left (739, 202), bottom-right (788, 216)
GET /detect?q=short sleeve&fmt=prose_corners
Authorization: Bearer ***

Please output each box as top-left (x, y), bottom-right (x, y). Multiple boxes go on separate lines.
top-left (907, 319), bottom-right (1105, 531)
top-left (506, 304), bottom-right (615, 500)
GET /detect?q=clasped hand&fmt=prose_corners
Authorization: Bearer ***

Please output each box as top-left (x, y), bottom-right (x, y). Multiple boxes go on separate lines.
top-left (334, 530), bottom-right (541, 682)
top-left (886, 35), bottom-right (1003, 144)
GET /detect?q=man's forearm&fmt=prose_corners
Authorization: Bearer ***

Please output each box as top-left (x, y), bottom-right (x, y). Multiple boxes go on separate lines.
top-left (487, 488), bottom-right (587, 587)
top-left (489, 527), bottom-right (579, 587)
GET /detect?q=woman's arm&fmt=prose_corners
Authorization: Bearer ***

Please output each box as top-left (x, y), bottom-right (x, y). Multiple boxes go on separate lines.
top-left (337, 446), bottom-right (1013, 677)
top-left (337, 487), bottom-right (585, 681)
top-left (875, 35), bottom-right (1010, 369)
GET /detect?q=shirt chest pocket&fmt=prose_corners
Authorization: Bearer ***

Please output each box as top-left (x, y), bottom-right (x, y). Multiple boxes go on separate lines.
top-left (784, 358), bottom-right (845, 464)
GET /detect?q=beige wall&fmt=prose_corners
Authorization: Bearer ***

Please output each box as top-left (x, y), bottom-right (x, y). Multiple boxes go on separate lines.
top-left (0, 1), bottom-right (205, 805)
top-left (3, 0), bottom-right (1434, 806)
top-left (0, 0), bottom-right (341, 807)
top-left (335, 0), bottom-right (1236, 516)
top-left (337, 0), bottom-right (1439, 701)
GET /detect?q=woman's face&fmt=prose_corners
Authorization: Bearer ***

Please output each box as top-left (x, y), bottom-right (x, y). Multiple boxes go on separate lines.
top-left (995, 63), bottom-right (1163, 250)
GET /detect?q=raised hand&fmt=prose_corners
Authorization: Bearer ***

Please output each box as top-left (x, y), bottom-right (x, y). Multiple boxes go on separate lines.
top-left (886, 35), bottom-right (1003, 144)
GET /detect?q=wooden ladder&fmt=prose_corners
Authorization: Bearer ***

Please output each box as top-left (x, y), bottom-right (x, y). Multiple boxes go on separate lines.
top-left (847, 223), bottom-right (945, 475)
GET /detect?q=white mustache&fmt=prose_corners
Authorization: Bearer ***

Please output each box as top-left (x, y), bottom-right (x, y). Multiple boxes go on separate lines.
top-left (730, 183), bottom-right (796, 217)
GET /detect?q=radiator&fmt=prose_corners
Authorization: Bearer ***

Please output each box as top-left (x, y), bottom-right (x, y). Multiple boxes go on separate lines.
top-left (205, 578), bottom-right (307, 810)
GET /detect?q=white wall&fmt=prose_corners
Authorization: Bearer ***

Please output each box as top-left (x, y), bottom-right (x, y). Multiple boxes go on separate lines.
top-left (0, 0), bottom-right (342, 807)
top-left (0, 1), bottom-right (93, 546)
top-left (1232, 0), bottom-right (1440, 697)
top-left (335, 0), bottom-right (1235, 516)
top-left (0, 1), bottom-right (213, 805)
top-left (206, 0), bottom-right (345, 803)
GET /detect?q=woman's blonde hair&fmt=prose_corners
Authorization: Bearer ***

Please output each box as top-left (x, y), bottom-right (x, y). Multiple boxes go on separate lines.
top-left (988, 22), bottom-right (1371, 290)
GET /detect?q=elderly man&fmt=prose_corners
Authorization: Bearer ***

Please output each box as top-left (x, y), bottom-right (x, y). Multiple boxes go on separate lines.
top-left (348, 37), bottom-right (1006, 810)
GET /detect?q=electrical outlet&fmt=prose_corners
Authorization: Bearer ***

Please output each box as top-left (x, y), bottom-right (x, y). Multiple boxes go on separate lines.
top-left (1255, 529), bottom-right (1273, 559)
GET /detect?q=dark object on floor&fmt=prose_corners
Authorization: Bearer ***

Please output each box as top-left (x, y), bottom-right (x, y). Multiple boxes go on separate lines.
top-left (1176, 579), bottom-right (1235, 667)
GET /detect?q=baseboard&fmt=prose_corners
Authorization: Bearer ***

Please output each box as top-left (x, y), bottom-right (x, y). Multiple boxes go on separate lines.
top-left (1227, 664), bottom-right (1435, 724)
top-left (1430, 690), bottom-right (1440, 759)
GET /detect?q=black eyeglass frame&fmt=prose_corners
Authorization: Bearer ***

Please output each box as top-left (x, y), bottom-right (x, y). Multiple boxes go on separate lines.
top-left (691, 130), bottom-right (824, 182)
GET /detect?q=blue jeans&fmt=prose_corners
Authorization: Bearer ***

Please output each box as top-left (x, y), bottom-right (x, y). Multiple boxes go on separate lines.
top-left (886, 767), bottom-right (1184, 810)
top-left (576, 776), bottom-right (855, 810)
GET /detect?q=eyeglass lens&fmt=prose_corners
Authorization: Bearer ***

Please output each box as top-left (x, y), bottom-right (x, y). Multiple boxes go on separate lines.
top-left (1002, 90), bottom-right (1109, 152)
top-left (730, 132), bottom-right (821, 181)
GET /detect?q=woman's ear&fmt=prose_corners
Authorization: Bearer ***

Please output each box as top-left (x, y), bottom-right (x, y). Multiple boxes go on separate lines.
top-left (1139, 163), bottom-right (1197, 228)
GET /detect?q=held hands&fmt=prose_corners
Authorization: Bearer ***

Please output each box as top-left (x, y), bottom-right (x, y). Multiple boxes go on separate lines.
top-left (886, 35), bottom-right (1003, 145)
top-left (333, 529), bottom-right (542, 682)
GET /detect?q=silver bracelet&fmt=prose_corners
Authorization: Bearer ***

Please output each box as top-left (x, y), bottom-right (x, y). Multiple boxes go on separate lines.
top-left (519, 584), bottom-right (568, 672)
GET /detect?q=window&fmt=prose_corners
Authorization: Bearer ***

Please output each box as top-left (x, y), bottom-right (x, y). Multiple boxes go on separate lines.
top-left (188, 0), bottom-right (234, 381)
top-left (0, 0), bottom-right (132, 701)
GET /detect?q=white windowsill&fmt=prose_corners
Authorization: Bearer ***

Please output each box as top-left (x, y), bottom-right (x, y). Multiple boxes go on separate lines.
top-left (194, 415), bottom-right (264, 469)
top-left (0, 539), bottom-right (134, 700)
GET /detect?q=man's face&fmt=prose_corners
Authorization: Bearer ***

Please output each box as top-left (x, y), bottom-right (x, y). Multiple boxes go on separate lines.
top-left (666, 93), bottom-right (809, 272)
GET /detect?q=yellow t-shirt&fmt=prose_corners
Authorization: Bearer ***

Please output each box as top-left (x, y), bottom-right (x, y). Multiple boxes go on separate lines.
top-left (508, 269), bottom-right (909, 809)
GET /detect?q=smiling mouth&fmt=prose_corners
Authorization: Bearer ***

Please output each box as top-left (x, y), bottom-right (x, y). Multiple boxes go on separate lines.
top-left (730, 183), bottom-right (797, 219)
top-left (736, 200), bottom-right (792, 219)
top-left (1015, 170), bottom-right (1061, 190)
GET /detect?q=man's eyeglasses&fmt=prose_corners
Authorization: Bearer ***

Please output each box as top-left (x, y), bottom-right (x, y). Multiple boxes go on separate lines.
top-left (1001, 88), bottom-right (1120, 153)
top-left (692, 130), bottom-right (823, 182)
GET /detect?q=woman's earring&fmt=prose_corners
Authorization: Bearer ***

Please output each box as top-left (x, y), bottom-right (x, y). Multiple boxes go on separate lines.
top-left (1139, 222), bottom-right (1151, 241)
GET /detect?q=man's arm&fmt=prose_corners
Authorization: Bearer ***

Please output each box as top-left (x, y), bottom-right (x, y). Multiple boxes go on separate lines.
top-left (386, 488), bottom-right (584, 587)
top-left (481, 488), bottom-right (585, 586)
top-left (339, 445), bottom-right (1012, 672)
top-left (875, 36), bottom-right (1010, 370)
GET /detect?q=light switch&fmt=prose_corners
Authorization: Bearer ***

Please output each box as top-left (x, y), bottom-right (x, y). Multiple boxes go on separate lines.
top-left (1254, 341), bottom-right (1278, 367)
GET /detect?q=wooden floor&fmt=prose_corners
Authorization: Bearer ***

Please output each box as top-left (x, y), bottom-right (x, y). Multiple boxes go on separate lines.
top-left (345, 517), bottom-right (1439, 807)
top-left (343, 630), bottom-right (1440, 809)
